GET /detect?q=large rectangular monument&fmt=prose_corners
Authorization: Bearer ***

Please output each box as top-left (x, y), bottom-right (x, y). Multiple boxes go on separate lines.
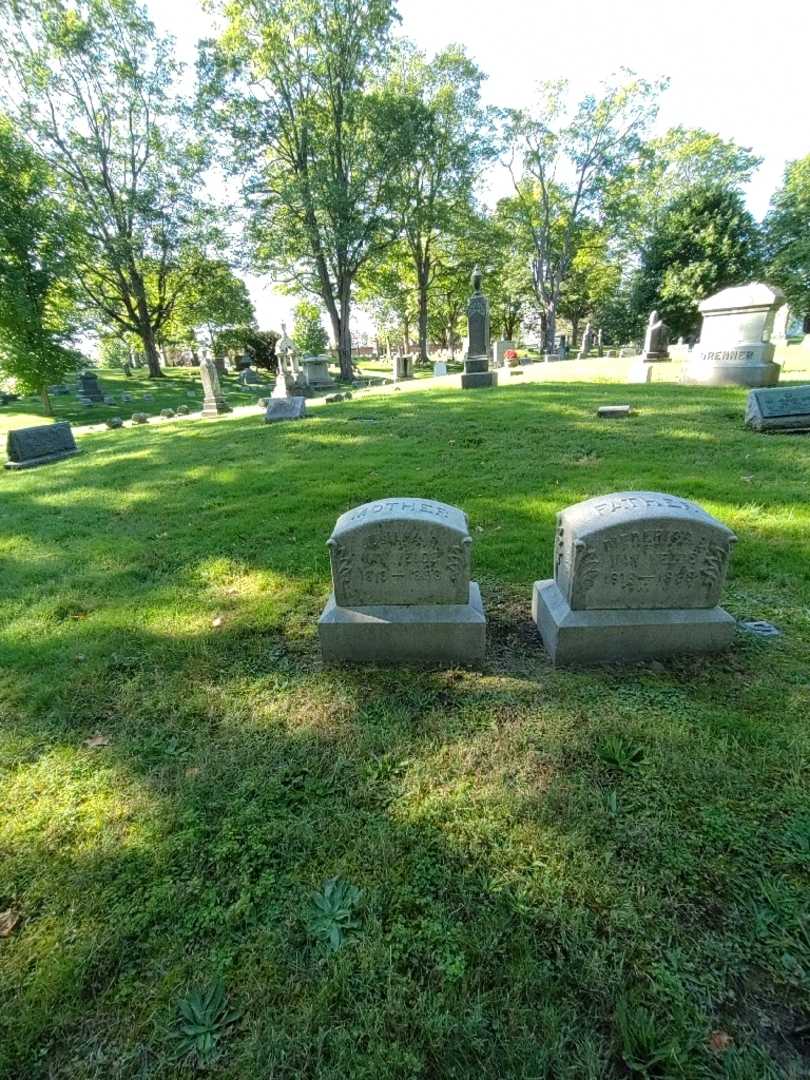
top-left (461, 267), bottom-right (496, 390)
top-left (318, 498), bottom-right (486, 665)
top-left (5, 422), bottom-right (80, 471)
top-left (532, 492), bottom-right (737, 665)
top-left (745, 384), bottom-right (810, 432)
top-left (684, 283), bottom-right (783, 387)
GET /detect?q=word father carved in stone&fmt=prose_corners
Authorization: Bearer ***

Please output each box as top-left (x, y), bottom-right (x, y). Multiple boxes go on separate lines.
top-left (534, 491), bottom-right (737, 665)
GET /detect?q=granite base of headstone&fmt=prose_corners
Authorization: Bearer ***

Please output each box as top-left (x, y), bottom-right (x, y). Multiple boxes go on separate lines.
top-left (745, 385), bottom-right (810, 432)
top-left (318, 498), bottom-right (486, 665)
top-left (532, 491), bottom-right (737, 665)
top-left (264, 397), bottom-right (306, 423)
top-left (5, 422), bottom-right (80, 471)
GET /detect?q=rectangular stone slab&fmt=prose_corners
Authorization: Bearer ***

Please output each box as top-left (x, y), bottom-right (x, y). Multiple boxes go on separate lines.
top-left (5, 422), bottom-right (79, 470)
top-left (328, 497), bottom-right (471, 606)
top-left (597, 405), bottom-right (633, 418)
top-left (745, 384), bottom-right (810, 432)
top-left (265, 397), bottom-right (307, 422)
top-left (533, 579), bottom-right (735, 665)
top-left (319, 582), bottom-right (486, 666)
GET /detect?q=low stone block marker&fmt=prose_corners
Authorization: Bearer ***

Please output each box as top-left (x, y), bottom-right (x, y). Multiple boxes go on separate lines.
top-left (5, 421), bottom-right (80, 471)
top-left (532, 491), bottom-right (737, 665)
top-left (319, 498), bottom-right (486, 665)
top-left (745, 384), bottom-right (810, 432)
top-left (597, 404), bottom-right (633, 419)
top-left (265, 397), bottom-right (307, 423)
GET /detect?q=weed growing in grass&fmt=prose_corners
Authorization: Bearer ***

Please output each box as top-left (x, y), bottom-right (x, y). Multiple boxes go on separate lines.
top-left (306, 877), bottom-right (362, 951)
top-left (597, 734), bottom-right (646, 772)
top-left (170, 979), bottom-right (239, 1070)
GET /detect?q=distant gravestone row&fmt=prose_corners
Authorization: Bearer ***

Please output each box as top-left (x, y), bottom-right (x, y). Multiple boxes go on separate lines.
top-left (318, 491), bottom-right (739, 668)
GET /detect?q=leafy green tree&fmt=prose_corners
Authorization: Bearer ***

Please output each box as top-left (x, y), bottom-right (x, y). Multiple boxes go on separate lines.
top-left (203, 0), bottom-right (399, 380)
top-left (634, 184), bottom-right (762, 338)
top-left (292, 300), bottom-right (329, 356)
top-left (481, 200), bottom-right (534, 341)
top-left (381, 44), bottom-right (493, 362)
top-left (1, 0), bottom-right (212, 378)
top-left (764, 155), bottom-right (810, 318)
top-left (160, 259), bottom-right (254, 351)
top-left (0, 113), bottom-right (82, 410)
top-left (213, 326), bottom-right (279, 370)
top-left (609, 126), bottom-right (762, 250)
top-left (506, 74), bottom-right (664, 350)
top-left (557, 226), bottom-right (621, 346)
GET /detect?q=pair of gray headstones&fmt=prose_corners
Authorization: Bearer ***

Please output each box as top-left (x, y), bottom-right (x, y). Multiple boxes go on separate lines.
top-left (318, 493), bottom-right (737, 667)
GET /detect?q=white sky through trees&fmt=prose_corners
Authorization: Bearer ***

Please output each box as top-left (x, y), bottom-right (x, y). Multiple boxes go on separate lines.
top-left (147, 0), bottom-right (810, 337)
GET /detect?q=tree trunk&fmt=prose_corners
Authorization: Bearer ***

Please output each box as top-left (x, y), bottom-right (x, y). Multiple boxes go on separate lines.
top-left (571, 318), bottom-right (580, 349)
top-left (337, 285), bottom-right (352, 381)
top-left (40, 387), bottom-right (52, 416)
top-left (132, 277), bottom-right (163, 378)
top-left (417, 262), bottom-right (429, 365)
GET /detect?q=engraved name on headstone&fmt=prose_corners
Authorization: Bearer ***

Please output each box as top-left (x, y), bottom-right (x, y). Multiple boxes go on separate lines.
top-left (533, 491), bottom-right (737, 664)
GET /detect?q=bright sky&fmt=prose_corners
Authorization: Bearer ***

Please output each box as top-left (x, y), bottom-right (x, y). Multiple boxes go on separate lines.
top-left (147, 0), bottom-right (810, 335)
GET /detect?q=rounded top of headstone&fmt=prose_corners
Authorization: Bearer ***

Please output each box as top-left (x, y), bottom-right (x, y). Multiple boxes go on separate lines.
top-left (555, 491), bottom-right (736, 611)
top-left (328, 498), bottom-right (472, 606)
top-left (699, 282), bottom-right (785, 314)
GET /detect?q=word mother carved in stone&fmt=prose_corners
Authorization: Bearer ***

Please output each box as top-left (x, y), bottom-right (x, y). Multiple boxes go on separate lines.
top-left (327, 498), bottom-right (472, 607)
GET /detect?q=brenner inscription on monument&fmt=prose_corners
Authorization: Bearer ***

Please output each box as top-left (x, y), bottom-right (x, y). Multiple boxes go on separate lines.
top-left (533, 491), bottom-right (737, 664)
top-left (319, 498), bottom-right (486, 665)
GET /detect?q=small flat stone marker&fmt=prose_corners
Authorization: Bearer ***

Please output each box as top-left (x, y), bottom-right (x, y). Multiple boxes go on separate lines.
top-left (318, 497), bottom-right (486, 665)
top-left (597, 405), bottom-right (633, 418)
top-left (739, 619), bottom-right (781, 638)
top-left (265, 397), bottom-right (307, 423)
top-left (744, 384), bottom-right (810, 432)
top-left (5, 422), bottom-right (80, 471)
top-left (532, 491), bottom-right (737, 665)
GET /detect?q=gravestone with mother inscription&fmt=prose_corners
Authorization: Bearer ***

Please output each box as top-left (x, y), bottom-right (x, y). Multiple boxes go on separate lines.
top-left (532, 491), bottom-right (737, 664)
top-left (745, 384), bottom-right (810, 432)
top-left (318, 497), bottom-right (486, 665)
top-left (5, 421), bottom-right (80, 471)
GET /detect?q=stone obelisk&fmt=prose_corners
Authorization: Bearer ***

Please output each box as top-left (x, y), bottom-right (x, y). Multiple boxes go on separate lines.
top-left (461, 266), bottom-right (496, 389)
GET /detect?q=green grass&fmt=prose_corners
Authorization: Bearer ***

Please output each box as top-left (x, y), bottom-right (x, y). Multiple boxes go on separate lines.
top-left (1, 381), bottom-right (809, 1078)
top-left (0, 367), bottom-right (285, 436)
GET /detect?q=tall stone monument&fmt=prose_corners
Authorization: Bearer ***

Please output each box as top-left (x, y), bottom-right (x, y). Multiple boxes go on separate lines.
top-left (532, 491), bottom-right (737, 665)
top-left (318, 498), bottom-right (486, 665)
top-left (683, 283), bottom-right (783, 387)
top-left (199, 356), bottom-right (232, 418)
top-left (642, 310), bottom-right (669, 359)
top-left (461, 267), bottom-right (496, 389)
top-left (577, 323), bottom-right (594, 360)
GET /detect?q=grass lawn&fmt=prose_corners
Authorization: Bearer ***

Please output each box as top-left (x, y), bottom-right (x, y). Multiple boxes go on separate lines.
top-left (356, 358), bottom-right (465, 380)
top-left (0, 367), bottom-right (292, 437)
top-left (1, 381), bottom-right (809, 1078)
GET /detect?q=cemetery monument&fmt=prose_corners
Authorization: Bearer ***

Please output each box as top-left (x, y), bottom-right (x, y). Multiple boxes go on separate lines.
top-left (200, 356), bottom-right (232, 418)
top-left (532, 491), bottom-right (737, 665)
top-left (5, 421), bottom-right (80, 471)
top-left (683, 283), bottom-right (783, 387)
top-left (319, 497), bottom-right (487, 664)
top-left (745, 384), bottom-right (810, 432)
top-left (461, 267), bottom-right (496, 389)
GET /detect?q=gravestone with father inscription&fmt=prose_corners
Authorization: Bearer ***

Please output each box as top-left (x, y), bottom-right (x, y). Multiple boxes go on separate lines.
top-left (5, 421), bottom-right (80, 471)
top-left (745, 384), bottom-right (810, 432)
top-left (532, 491), bottom-right (737, 664)
top-left (318, 497), bottom-right (486, 665)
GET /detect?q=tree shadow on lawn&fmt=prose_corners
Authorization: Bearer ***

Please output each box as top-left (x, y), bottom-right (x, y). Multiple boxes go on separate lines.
top-left (2, 622), bottom-right (809, 1077)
